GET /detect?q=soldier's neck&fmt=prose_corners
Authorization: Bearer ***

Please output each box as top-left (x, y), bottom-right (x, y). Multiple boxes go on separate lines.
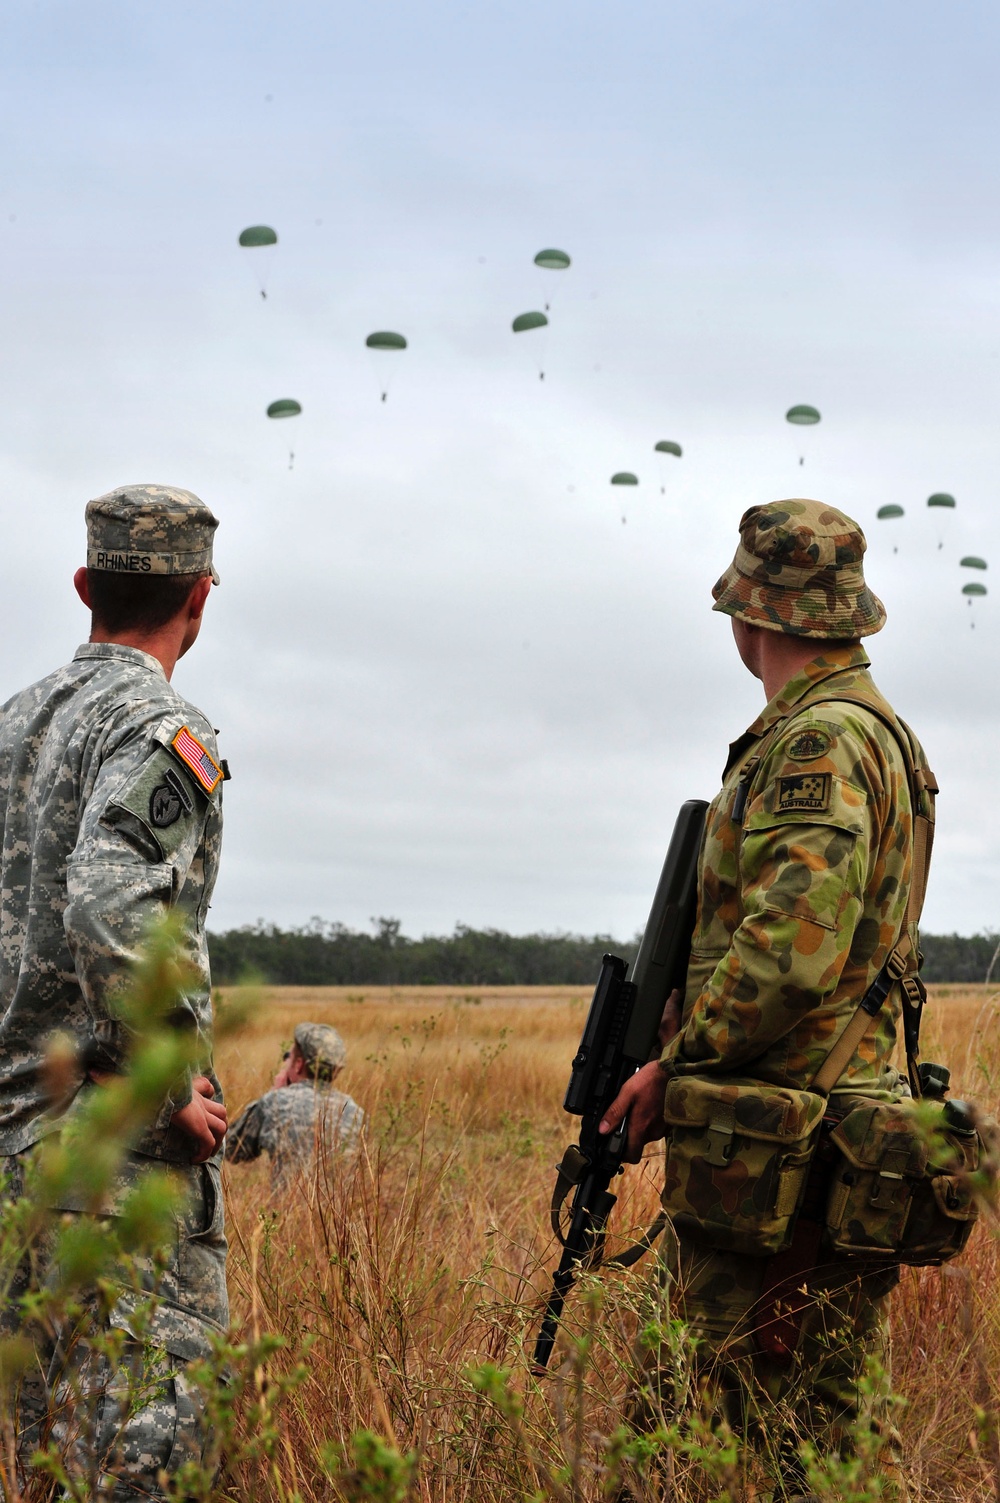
top-left (87, 622), bottom-right (187, 682)
top-left (757, 634), bottom-right (828, 703)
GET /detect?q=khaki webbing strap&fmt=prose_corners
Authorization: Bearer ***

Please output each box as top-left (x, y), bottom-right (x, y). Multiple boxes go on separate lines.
top-left (810, 1008), bottom-right (878, 1099)
top-left (730, 683), bottom-right (937, 1103)
top-left (907, 806), bottom-right (934, 928)
top-left (810, 943), bottom-right (909, 1098)
top-left (789, 691), bottom-right (937, 1100)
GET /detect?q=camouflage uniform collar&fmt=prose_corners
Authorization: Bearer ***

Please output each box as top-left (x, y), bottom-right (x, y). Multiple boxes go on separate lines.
top-left (73, 643), bottom-right (167, 680)
top-left (724, 644), bottom-right (871, 774)
top-left (749, 643), bottom-right (871, 736)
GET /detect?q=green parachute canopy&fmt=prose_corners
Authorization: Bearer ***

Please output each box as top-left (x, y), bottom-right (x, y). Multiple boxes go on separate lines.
top-left (963, 582), bottom-right (987, 597)
top-left (786, 405), bottom-right (821, 426)
top-left (654, 441), bottom-right (682, 457)
top-left (512, 311), bottom-right (548, 333)
top-left (960, 556), bottom-right (988, 570)
top-left (927, 493), bottom-right (956, 509)
top-left (877, 504), bottom-right (904, 520)
top-left (611, 472), bottom-right (639, 486)
top-left (534, 248), bottom-right (571, 271)
top-left (239, 225), bottom-right (278, 247)
top-left (266, 399), bottom-right (301, 419)
top-left (366, 331), bottom-right (407, 351)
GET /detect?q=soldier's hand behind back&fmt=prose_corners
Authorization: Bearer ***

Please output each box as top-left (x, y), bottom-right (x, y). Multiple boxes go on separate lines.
top-left (598, 1060), bottom-right (669, 1164)
top-left (171, 1075), bottom-right (228, 1162)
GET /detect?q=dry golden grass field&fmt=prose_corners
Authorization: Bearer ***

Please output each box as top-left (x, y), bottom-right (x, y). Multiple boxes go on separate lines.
top-left (215, 984), bottom-right (1000, 1502)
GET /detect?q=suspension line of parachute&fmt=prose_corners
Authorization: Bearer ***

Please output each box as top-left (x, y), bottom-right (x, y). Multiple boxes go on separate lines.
top-left (927, 492), bottom-right (956, 549)
top-left (534, 248), bottom-right (571, 311)
top-left (239, 225), bottom-right (278, 299)
top-left (877, 503), bottom-right (904, 553)
top-left (366, 331), bottom-right (408, 401)
top-left (786, 405), bottom-right (820, 466)
top-left (611, 471), bottom-right (638, 526)
top-left (266, 398), bottom-right (301, 470)
top-left (512, 311), bottom-right (549, 380)
top-left (654, 440), bottom-right (682, 494)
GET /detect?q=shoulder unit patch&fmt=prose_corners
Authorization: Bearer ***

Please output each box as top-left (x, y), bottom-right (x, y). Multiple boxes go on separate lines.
top-left (786, 728), bottom-right (832, 762)
top-left (171, 725), bottom-right (223, 795)
top-left (777, 772), bottom-right (832, 813)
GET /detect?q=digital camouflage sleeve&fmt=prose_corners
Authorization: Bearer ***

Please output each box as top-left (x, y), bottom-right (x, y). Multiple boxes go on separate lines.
top-left (0, 642), bottom-right (224, 1160)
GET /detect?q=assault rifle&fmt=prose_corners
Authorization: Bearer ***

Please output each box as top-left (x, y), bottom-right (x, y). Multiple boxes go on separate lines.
top-left (532, 798), bottom-right (709, 1372)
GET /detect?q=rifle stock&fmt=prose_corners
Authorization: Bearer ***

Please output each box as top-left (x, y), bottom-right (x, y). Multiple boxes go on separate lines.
top-left (532, 799), bottom-right (708, 1372)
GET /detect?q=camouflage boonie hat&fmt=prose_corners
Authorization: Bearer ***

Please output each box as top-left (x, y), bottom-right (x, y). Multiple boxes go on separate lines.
top-left (86, 484), bottom-right (220, 584)
top-left (294, 1023), bottom-right (347, 1081)
top-left (712, 498), bottom-right (885, 639)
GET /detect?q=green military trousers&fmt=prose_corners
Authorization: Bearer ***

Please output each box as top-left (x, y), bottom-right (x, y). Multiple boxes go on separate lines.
top-left (1, 1148), bottom-right (229, 1502)
top-left (631, 1228), bottom-right (901, 1497)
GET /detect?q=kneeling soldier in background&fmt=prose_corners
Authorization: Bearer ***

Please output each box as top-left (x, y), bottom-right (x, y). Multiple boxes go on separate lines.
top-left (226, 1022), bottom-right (364, 1189)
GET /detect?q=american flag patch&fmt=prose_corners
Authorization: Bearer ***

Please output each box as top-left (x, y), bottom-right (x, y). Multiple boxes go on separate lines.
top-left (171, 726), bottom-right (223, 794)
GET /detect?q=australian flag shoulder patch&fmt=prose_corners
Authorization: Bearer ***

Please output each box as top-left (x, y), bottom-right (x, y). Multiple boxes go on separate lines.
top-left (777, 772), bottom-right (832, 813)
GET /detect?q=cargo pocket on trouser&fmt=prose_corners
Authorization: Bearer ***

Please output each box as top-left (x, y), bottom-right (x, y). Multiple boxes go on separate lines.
top-left (661, 1076), bottom-right (827, 1256)
top-left (92, 1157), bottom-right (226, 1364)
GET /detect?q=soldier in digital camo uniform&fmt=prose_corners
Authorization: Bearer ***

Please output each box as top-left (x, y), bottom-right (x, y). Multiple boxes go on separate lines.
top-left (601, 500), bottom-right (923, 1501)
top-left (226, 1021), bottom-right (364, 1189)
top-left (0, 485), bottom-right (230, 1499)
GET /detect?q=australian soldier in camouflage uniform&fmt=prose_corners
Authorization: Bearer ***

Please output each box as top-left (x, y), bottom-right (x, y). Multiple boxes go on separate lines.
top-left (226, 1021), bottom-right (364, 1188)
top-left (0, 485), bottom-right (230, 1498)
top-left (602, 500), bottom-right (923, 1500)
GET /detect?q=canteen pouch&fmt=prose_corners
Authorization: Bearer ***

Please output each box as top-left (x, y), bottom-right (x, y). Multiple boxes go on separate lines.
top-left (661, 1076), bottom-right (827, 1256)
top-left (825, 1100), bottom-right (984, 1265)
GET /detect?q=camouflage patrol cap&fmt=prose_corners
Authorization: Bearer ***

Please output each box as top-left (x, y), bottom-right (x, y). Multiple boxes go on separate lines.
top-left (712, 498), bottom-right (885, 639)
top-left (294, 1023), bottom-right (347, 1081)
top-left (86, 484), bottom-right (220, 584)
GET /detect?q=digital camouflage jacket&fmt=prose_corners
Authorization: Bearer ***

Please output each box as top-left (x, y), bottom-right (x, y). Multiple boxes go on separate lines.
top-left (225, 1081), bottom-right (364, 1187)
top-left (662, 645), bottom-right (922, 1101)
top-left (0, 643), bottom-right (224, 1160)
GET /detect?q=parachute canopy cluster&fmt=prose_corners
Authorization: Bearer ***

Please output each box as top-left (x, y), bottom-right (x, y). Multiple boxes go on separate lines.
top-left (235, 227), bottom-right (992, 631)
top-left (873, 492), bottom-right (988, 621)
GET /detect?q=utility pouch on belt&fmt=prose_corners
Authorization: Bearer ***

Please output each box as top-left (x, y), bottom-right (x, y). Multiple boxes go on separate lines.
top-left (660, 692), bottom-right (971, 1265)
top-left (661, 1076), bottom-right (827, 1256)
top-left (824, 1097), bottom-right (987, 1265)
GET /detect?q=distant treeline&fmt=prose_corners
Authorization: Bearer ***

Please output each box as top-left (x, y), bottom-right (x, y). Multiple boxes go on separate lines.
top-left (208, 918), bottom-right (1000, 987)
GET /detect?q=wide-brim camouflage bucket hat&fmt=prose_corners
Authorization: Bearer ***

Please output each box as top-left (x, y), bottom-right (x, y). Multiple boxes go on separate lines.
top-left (712, 498), bottom-right (886, 639)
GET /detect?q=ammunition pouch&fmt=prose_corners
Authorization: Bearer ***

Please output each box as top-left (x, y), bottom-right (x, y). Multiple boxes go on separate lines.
top-left (661, 1075), bottom-right (826, 1256)
top-left (824, 1098), bottom-right (993, 1265)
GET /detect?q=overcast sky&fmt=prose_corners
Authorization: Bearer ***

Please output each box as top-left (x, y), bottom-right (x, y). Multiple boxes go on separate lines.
top-left (2, 0), bottom-right (998, 938)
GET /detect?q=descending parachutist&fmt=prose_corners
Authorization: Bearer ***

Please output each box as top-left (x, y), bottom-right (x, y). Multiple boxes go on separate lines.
top-left (799, 456), bottom-right (804, 465)
top-left (260, 290), bottom-right (267, 300)
top-left (288, 451), bottom-right (294, 471)
top-left (381, 392), bottom-right (387, 402)
top-left (621, 515), bottom-right (626, 526)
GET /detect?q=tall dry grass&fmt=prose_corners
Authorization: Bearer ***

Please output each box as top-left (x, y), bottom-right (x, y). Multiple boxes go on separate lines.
top-left (215, 984), bottom-right (1000, 1501)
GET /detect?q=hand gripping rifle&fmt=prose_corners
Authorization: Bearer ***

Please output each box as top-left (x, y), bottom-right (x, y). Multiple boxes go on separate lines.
top-left (532, 798), bottom-right (709, 1373)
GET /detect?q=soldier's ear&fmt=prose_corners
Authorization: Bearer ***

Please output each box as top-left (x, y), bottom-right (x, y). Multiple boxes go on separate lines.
top-left (74, 568), bottom-right (92, 610)
top-left (186, 576), bottom-right (212, 624)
